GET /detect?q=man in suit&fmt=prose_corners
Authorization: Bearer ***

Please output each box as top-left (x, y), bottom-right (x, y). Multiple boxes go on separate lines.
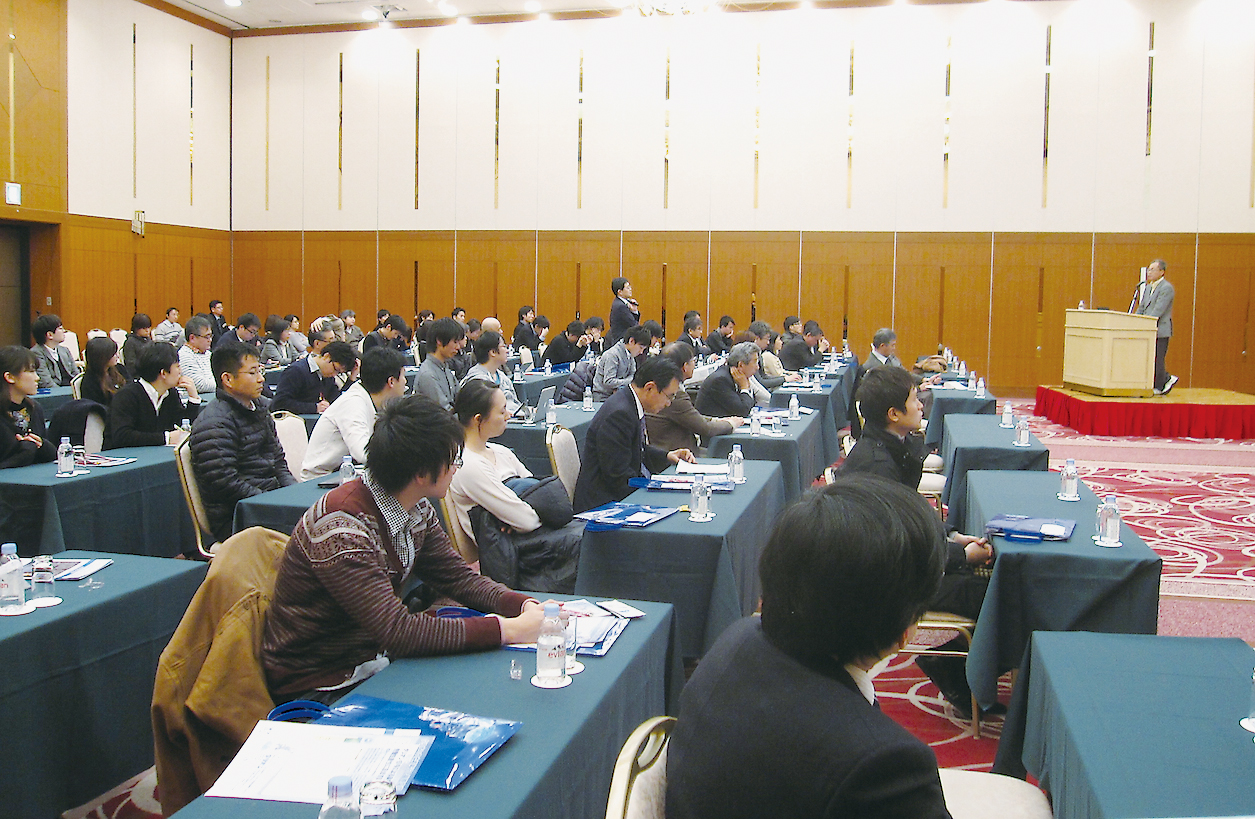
top-left (30, 314), bottom-right (80, 388)
top-left (705, 315), bottom-right (736, 356)
top-left (694, 341), bottom-right (759, 418)
top-left (607, 276), bottom-right (640, 344)
top-left (272, 341), bottom-right (358, 414)
top-left (778, 319), bottom-right (830, 371)
top-left (208, 299), bottom-right (231, 343)
top-left (212, 313), bottom-right (261, 351)
top-left (362, 315), bottom-right (407, 354)
top-left (1136, 258), bottom-right (1177, 395)
top-left (106, 341), bottom-right (200, 449)
top-left (675, 315), bottom-right (710, 356)
top-left (573, 355), bottom-right (696, 513)
top-left (592, 325), bottom-right (651, 401)
top-left (861, 327), bottom-right (903, 375)
top-left (645, 343), bottom-right (743, 451)
top-left (666, 475), bottom-right (954, 819)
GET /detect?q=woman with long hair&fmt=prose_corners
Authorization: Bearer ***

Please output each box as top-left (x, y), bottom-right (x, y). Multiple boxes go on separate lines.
top-left (81, 336), bottom-right (126, 408)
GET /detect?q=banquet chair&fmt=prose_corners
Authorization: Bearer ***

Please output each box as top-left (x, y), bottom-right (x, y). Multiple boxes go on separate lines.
top-left (902, 611), bottom-right (981, 737)
top-left (174, 437), bottom-right (220, 559)
top-left (438, 494), bottom-right (477, 564)
top-left (938, 769), bottom-right (1052, 819)
top-left (271, 411), bottom-right (309, 477)
top-left (60, 329), bottom-right (80, 364)
top-left (83, 411), bottom-right (105, 454)
top-left (605, 716), bottom-right (675, 819)
top-left (546, 424), bottom-right (580, 503)
top-left (70, 371), bottom-right (83, 399)
top-left (109, 328), bottom-right (127, 347)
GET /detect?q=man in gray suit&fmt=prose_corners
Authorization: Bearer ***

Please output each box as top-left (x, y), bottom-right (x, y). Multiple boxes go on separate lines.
top-left (1135, 258), bottom-right (1177, 395)
top-left (592, 325), bottom-right (650, 401)
top-left (30, 314), bottom-right (80, 389)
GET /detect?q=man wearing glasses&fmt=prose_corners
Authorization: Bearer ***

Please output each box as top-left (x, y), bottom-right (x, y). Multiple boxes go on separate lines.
top-left (178, 315), bottom-right (217, 394)
top-left (573, 355), bottom-right (696, 514)
top-left (213, 312), bottom-right (262, 351)
top-left (190, 342), bottom-right (297, 544)
top-left (272, 340), bottom-right (358, 414)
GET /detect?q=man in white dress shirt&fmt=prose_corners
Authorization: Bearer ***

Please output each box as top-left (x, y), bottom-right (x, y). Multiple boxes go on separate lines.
top-left (300, 347), bottom-right (408, 480)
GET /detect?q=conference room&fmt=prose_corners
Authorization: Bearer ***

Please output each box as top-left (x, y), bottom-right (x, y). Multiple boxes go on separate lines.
top-left (3, 0), bottom-right (1255, 816)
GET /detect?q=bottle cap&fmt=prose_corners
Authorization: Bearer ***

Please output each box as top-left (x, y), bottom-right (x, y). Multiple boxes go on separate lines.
top-left (327, 775), bottom-right (354, 799)
top-left (732, 444), bottom-right (741, 452)
top-left (60, 437), bottom-right (70, 444)
top-left (1, 543), bottom-right (15, 554)
top-left (544, 602), bottom-right (560, 617)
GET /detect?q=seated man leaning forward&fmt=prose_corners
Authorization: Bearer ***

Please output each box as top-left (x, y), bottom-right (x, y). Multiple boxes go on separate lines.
top-left (666, 475), bottom-right (952, 819)
top-left (262, 393), bottom-right (547, 702)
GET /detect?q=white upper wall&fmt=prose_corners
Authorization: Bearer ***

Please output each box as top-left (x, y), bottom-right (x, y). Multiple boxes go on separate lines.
top-left (68, 0), bottom-right (231, 229)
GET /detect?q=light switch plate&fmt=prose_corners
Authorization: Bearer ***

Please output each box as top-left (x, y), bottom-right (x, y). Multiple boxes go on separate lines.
top-left (4, 182), bottom-right (19, 206)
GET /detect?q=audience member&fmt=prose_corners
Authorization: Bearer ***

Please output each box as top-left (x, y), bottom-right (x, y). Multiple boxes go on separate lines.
top-left (0, 346), bottom-right (54, 468)
top-left (695, 341), bottom-right (759, 418)
top-left (512, 306), bottom-right (541, 351)
top-left (190, 343), bottom-right (296, 543)
top-left (452, 307), bottom-right (467, 326)
top-left (745, 321), bottom-right (798, 389)
top-left (30, 313), bottom-right (80, 388)
top-left (375, 309), bottom-right (391, 330)
top-left (341, 309), bottom-right (364, 344)
top-left (533, 315), bottom-right (550, 346)
top-left (646, 343), bottom-right (743, 452)
top-left (676, 315), bottom-right (711, 356)
top-left (300, 347), bottom-right (407, 480)
top-left (592, 325), bottom-right (650, 401)
top-left (287, 315), bottom-right (309, 355)
top-left (122, 313), bottom-right (153, 375)
top-left (706, 315), bottom-right (737, 355)
top-left (449, 319), bottom-right (478, 381)
top-left (780, 315), bottom-right (802, 345)
top-left (863, 327), bottom-right (903, 374)
top-left (462, 331), bottom-right (522, 415)
top-left (666, 475), bottom-right (952, 819)
top-left (213, 313), bottom-right (261, 351)
top-left (583, 316), bottom-right (607, 356)
top-left (778, 319), bottom-right (829, 371)
top-left (641, 320), bottom-right (665, 354)
top-left (414, 317), bottom-right (465, 411)
top-left (106, 342), bottom-right (200, 449)
top-left (81, 336), bottom-right (126, 408)
top-left (178, 315), bottom-right (216, 395)
top-left (574, 355), bottom-right (696, 513)
top-left (260, 314), bottom-right (296, 367)
top-left (307, 323), bottom-right (334, 356)
top-left (208, 299), bottom-right (230, 342)
top-left (154, 307), bottom-right (184, 348)
top-left (272, 341), bottom-right (357, 414)
top-left (608, 277), bottom-right (640, 344)
top-left (362, 315), bottom-right (407, 353)
top-left (480, 316), bottom-right (502, 335)
top-left (260, 393), bottom-right (546, 702)
top-left (541, 321), bottom-right (589, 367)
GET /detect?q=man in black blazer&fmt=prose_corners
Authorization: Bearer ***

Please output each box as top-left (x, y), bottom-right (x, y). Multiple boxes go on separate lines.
top-left (694, 341), bottom-right (759, 418)
top-left (779, 319), bottom-right (830, 371)
top-left (674, 315), bottom-right (710, 356)
top-left (106, 342), bottom-right (200, 449)
top-left (272, 341), bottom-right (358, 414)
top-left (667, 476), bottom-right (954, 819)
top-left (607, 276), bottom-right (640, 344)
top-left (573, 356), bottom-right (695, 513)
top-left (705, 315), bottom-right (736, 356)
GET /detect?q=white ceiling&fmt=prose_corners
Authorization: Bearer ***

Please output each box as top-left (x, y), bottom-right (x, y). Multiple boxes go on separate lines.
top-left (167, 0), bottom-right (630, 30)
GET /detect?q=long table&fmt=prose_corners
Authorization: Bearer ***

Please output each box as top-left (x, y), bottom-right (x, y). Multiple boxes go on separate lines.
top-left (0, 446), bottom-right (197, 557)
top-left (575, 459), bottom-right (786, 658)
top-left (31, 385), bottom-right (76, 416)
top-left (941, 415), bottom-right (1049, 529)
top-left (0, 551), bottom-right (207, 819)
top-left (770, 377), bottom-right (844, 465)
top-left (1021, 632), bottom-right (1255, 819)
top-left (963, 471), bottom-right (1163, 776)
top-left (707, 408), bottom-right (824, 503)
top-left (233, 479), bottom-right (325, 535)
top-left (497, 404), bottom-right (598, 477)
top-left (172, 598), bottom-right (681, 819)
top-left (924, 385), bottom-right (997, 448)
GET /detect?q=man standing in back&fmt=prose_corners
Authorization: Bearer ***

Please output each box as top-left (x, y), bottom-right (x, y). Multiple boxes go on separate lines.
top-left (608, 277), bottom-right (640, 344)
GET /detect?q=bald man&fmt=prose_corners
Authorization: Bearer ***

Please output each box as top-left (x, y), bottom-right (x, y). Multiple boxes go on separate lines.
top-left (481, 317), bottom-right (502, 335)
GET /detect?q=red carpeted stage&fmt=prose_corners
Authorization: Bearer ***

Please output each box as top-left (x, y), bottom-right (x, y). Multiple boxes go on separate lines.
top-left (1035, 386), bottom-right (1255, 438)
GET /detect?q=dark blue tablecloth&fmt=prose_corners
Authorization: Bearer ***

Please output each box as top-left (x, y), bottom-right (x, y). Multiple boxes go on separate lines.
top-left (924, 386), bottom-right (997, 448)
top-left (31, 386), bottom-right (76, 416)
top-left (233, 479), bottom-right (327, 535)
top-left (941, 415), bottom-right (1049, 529)
top-left (575, 460), bottom-right (786, 658)
top-left (514, 370), bottom-right (571, 405)
top-left (497, 404), bottom-right (597, 477)
top-left (707, 409), bottom-right (824, 503)
top-left (1022, 632), bottom-right (1255, 819)
top-left (0, 446), bottom-right (197, 557)
top-left (0, 551), bottom-right (206, 819)
top-left (964, 471), bottom-right (1163, 777)
top-left (173, 598), bottom-right (680, 819)
top-left (770, 379), bottom-right (843, 465)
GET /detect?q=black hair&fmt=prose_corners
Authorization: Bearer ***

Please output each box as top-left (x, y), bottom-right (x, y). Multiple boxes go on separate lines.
top-left (584, 316), bottom-right (605, 331)
top-left (211, 342), bottom-right (260, 389)
top-left (237, 313), bottom-right (261, 331)
top-left (378, 309), bottom-right (392, 321)
top-left (264, 314), bottom-right (290, 340)
top-left (784, 315), bottom-right (801, 330)
top-left (611, 277), bottom-right (629, 296)
top-left (632, 354), bottom-right (682, 390)
top-left (31, 314), bottom-right (62, 345)
top-left (684, 315), bottom-right (702, 334)
top-left (131, 313), bottom-right (152, 332)
top-left (803, 320), bottom-right (823, 337)
top-left (683, 310), bottom-right (700, 323)
top-left (166, 307), bottom-right (179, 318)
top-left (320, 340), bottom-right (358, 370)
top-left (359, 347), bottom-right (405, 393)
top-left (856, 366), bottom-right (916, 429)
top-left (137, 341), bottom-right (179, 382)
top-left (533, 315), bottom-right (550, 331)
top-left (566, 320), bottom-right (585, 337)
top-left (285, 314), bottom-right (299, 324)
top-left (385, 315), bottom-right (409, 334)
top-left (84, 336), bottom-right (124, 396)
top-left (454, 377), bottom-right (500, 427)
top-left (1, 345), bottom-right (38, 379)
top-left (418, 309), bottom-right (435, 322)
top-left (428, 317), bottom-right (466, 348)
top-left (367, 394), bottom-right (465, 493)
top-left (209, 299), bottom-right (223, 310)
top-left (759, 475), bottom-right (944, 665)
top-left (466, 318), bottom-right (481, 333)
top-left (719, 315), bottom-right (735, 328)
top-left (517, 305), bottom-right (535, 323)
top-left (624, 326), bottom-right (653, 348)
top-left (474, 330), bottom-right (504, 364)
top-left (661, 341), bottom-right (695, 368)
top-left (641, 320), bottom-right (664, 340)
top-left (452, 307), bottom-right (466, 318)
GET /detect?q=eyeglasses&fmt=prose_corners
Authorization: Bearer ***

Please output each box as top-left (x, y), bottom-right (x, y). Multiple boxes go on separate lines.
top-left (193, 333), bottom-right (212, 340)
top-left (660, 389), bottom-right (679, 405)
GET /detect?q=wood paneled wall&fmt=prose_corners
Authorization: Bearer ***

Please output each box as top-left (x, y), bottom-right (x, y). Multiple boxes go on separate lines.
top-left (47, 225), bottom-right (1255, 394)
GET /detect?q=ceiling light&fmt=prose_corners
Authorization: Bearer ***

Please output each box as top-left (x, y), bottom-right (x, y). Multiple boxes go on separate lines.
top-left (363, 7), bottom-right (379, 19)
top-left (224, 0), bottom-right (242, 6)
top-left (524, 0), bottom-right (541, 10)
top-left (439, 2), bottom-right (457, 15)
top-left (538, 10), bottom-right (551, 19)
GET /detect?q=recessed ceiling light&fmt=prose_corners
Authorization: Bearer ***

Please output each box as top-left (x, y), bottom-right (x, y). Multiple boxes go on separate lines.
top-left (524, 0), bottom-right (541, 10)
top-left (363, 7), bottom-right (379, 18)
top-left (224, 0), bottom-right (242, 7)
top-left (438, 2), bottom-right (457, 15)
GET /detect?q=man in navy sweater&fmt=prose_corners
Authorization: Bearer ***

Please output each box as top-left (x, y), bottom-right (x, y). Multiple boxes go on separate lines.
top-left (105, 342), bottom-right (200, 449)
top-left (272, 341), bottom-right (358, 415)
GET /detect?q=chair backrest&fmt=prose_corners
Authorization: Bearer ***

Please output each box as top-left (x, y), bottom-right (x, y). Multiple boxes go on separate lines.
top-left (70, 371), bottom-right (84, 400)
top-left (109, 328), bottom-right (127, 347)
top-left (546, 424), bottom-right (580, 503)
top-left (271, 411), bottom-right (309, 478)
top-left (520, 346), bottom-right (534, 371)
top-left (60, 329), bottom-right (80, 363)
top-left (83, 411), bottom-right (105, 454)
top-left (937, 769), bottom-right (1052, 819)
top-left (437, 494), bottom-right (477, 564)
top-left (86, 328), bottom-right (108, 340)
top-left (174, 437), bottom-right (218, 559)
top-left (605, 716), bottom-right (676, 819)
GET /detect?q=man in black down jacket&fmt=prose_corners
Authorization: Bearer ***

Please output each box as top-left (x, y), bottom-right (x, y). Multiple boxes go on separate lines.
top-left (190, 342), bottom-right (296, 543)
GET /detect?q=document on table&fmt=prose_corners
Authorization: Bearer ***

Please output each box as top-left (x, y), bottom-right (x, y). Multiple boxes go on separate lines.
top-left (17, 557), bottom-right (112, 581)
top-left (206, 721), bottom-right (433, 804)
top-left (676, 462), bottom-right (730, 475)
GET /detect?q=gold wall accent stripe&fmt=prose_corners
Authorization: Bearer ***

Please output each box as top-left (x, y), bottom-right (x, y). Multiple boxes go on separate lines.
top-left (132, 24), bottom-right (137, 199)
top-left (942, 37), bottom-right (951, 209)
top-left (1249, 59), bottom-right (1255, 208)
top-left (189, 43), bottom-right (194, 206)
top-left (753, 45), bottom-right (761, 209)
top-left (338, 52), bottom-right (344, 210)
top-left (1042, 25), bottom-right (1051, 208)
top-left (1145, 22), bottom-right (1155, 157)
top-left (265, 55), bottom-right (270, 211)
top-left (414, 49), bottom-right (421, 209)
top-left (663, 50), bottom-right (670, 210)
top-left (847, 43), bottom-right (853, 208)
top-left (494, 58), bottom-right (501, 210)
top-left (577, 50), bottom-right (583, 209)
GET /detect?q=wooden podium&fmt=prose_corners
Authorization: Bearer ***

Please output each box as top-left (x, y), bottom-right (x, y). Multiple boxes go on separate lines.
top-left (1063, 309), bottom-right (1157, 397)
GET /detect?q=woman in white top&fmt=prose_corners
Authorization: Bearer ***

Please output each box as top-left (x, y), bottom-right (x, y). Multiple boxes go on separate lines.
top-left (761, 331), bottom-right (786, 379)
top-left (447, 378), bottom-right (541, 563)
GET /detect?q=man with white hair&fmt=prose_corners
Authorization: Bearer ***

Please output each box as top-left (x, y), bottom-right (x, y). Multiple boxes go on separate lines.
top-left (695, 341), bottom-right (760, 418)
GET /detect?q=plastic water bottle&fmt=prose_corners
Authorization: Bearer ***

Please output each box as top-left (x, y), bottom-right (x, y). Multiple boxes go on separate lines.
top-left (513, 365), bottom-right (524, 383)
top-left (1096, 495), bottom-right (1122, 546)
top-left (750, 408), bottom-right (762, 437)
top-left (1001, 402), bottom-right (1014, 428)
top-left (789, 393), bottom-right (800, 421)
top-left (842, 338), bottom-right (851, 359)
top-left (967, 370), bottom-right (976, 390)
top-left (583, 386), bottom-right (594, 411)
top-left (727, 444), bottom-right (745, 484)
top-left (689, 474), bottom-right (712, 521)
top-left (30, 555), bottom-right (55, 602)
top-left (546, 403), bottom-right (557, 426)
top-left (1079, 299), bottom-right (1086, 310)
top-left (56, 437), bottom-right (74, 477)
top-left (317, 775), bottom-right (359, 819)
top-left (958, 360), bottom-right (967, 378)
top-left (536, 602), bottom-right (567, 681)
top-left (180, 417), bottom-right (191, 433)
top-left (1059, 458), bottom-right (1079, 500)
top-left (1015, 416), bottom-right (1030, 446)
top-left (544, 360), bottom-right (552, 376)
top-left (0, 543), bottom-right (24, 611)
top-left (975, 377), bottom-right (986, 399)
top-left (339, 455), bottom-right (355, 485)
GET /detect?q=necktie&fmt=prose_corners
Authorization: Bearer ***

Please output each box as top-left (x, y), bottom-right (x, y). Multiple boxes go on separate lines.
top-left (639, 417), bottom-right (651, 479)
